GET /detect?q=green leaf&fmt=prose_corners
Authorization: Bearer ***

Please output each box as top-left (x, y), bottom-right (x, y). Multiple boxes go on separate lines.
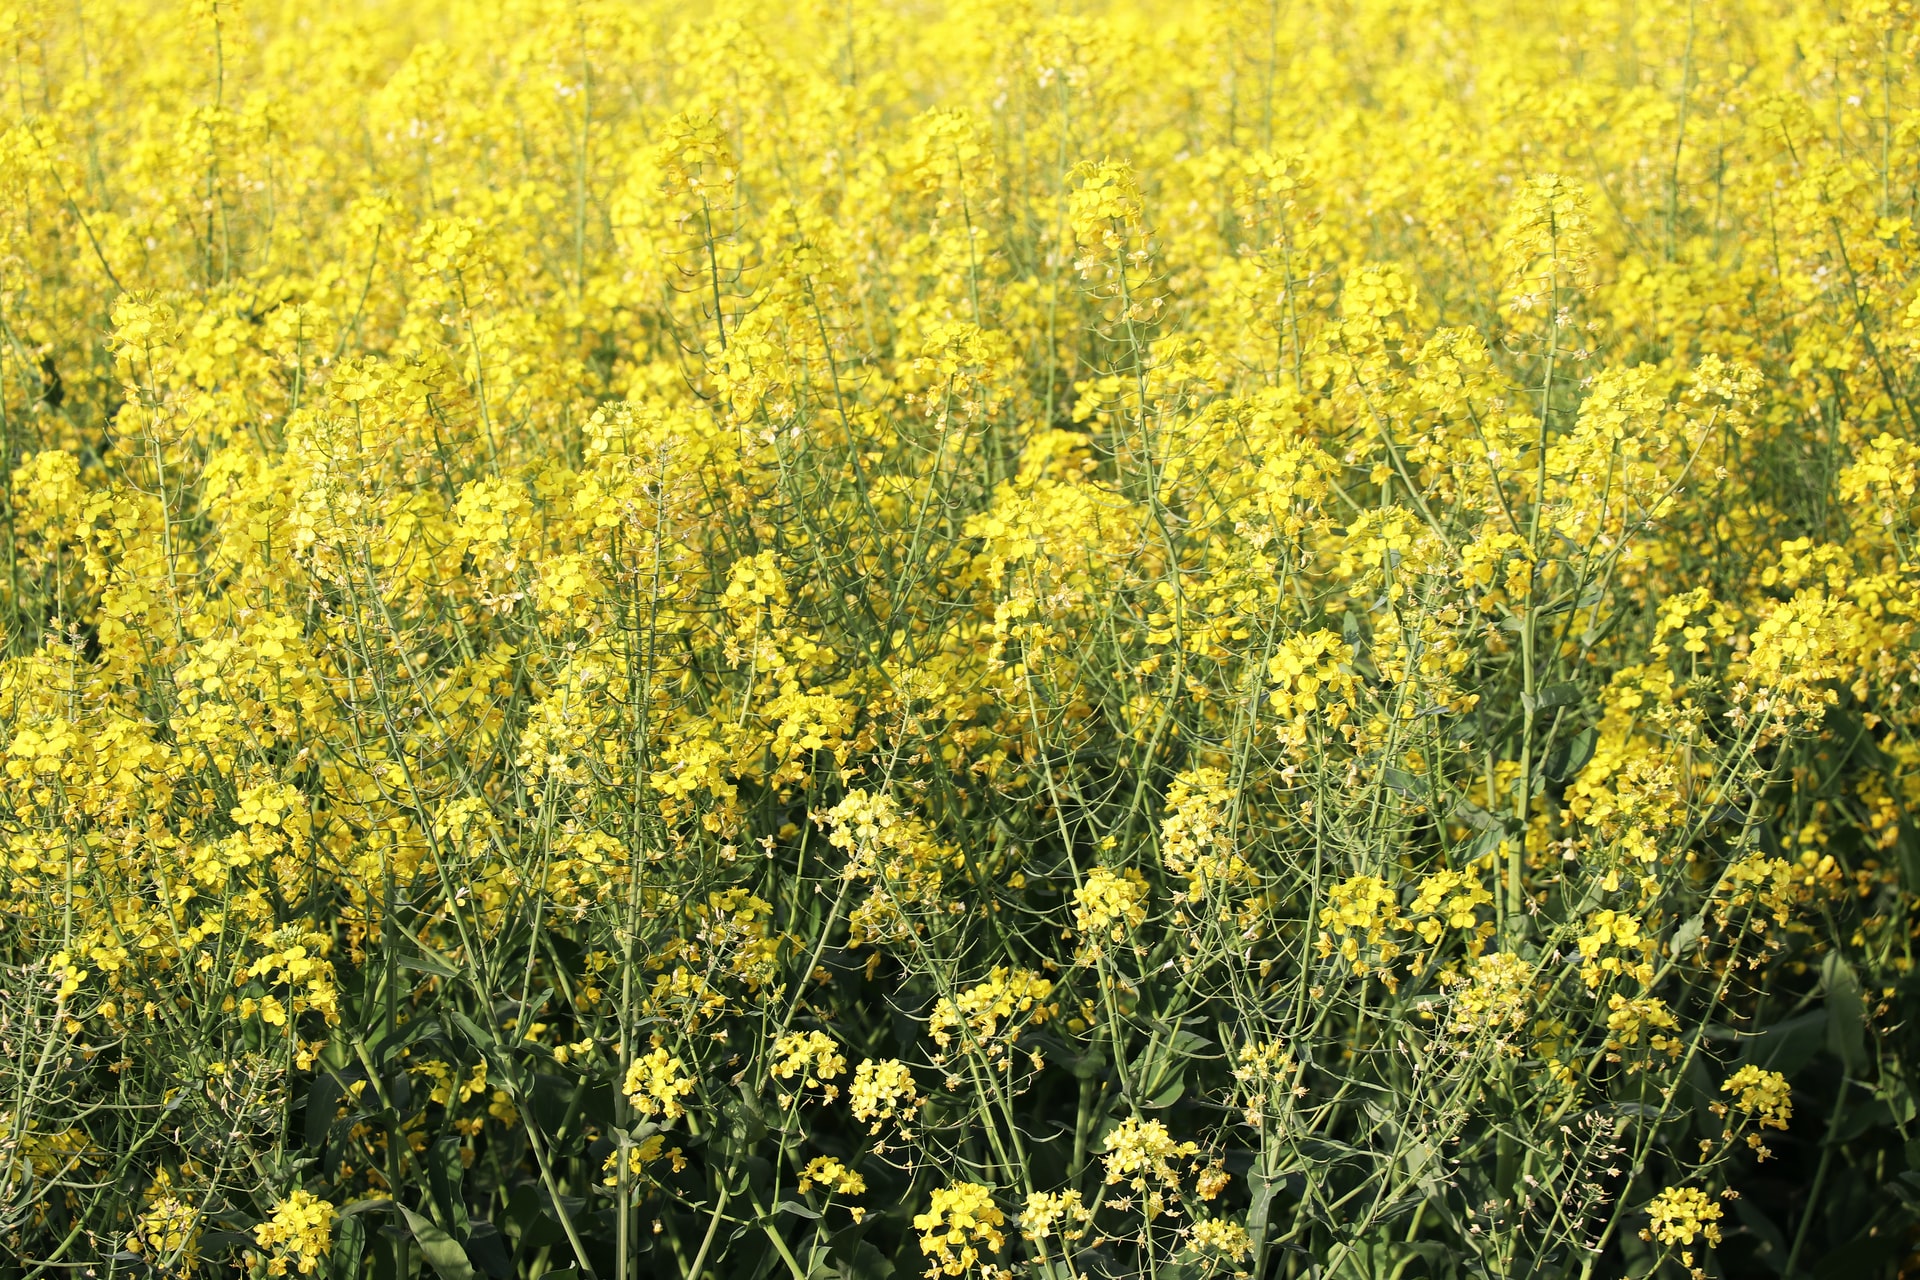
top-left (1741, 1009), bottom-right (1827, 1077)
top-left (370, 1232), bottom-right (399, 1280)
top-left (834, 1241), bottom-right (893, 1280)
top-left (365, 1018), bottom-right (441, 1069)
top-left (1811, 1220), bottom-right (1907, 1280)
top-left (1824, 953), bottom-right (1868, 1072)
top-left (1530, 682), bottom-right (1581, 711)
top-left (1834, 1095), bottom-right (1894, 1145)
top-left (304, 1070), bottom-right (344, 1149)
top-left (1544, 726), bottom-right (1596, 781)
top-left (1380, 766), bottom-right (1418, 795)
top-left (330, 1214), bottom-right (366, 1280)
top-left (1682, 1054), bottom-right (1719, 1139)
top-left (1731, 1195), bottom-right (1786, 1270)
top-left (463, 1223), bottom-right (512, 1280)
top-left (1245, 1168), bottom-right (1284, 1256)
top-left (1467, 828), bottom-right (1508, 860)
top-left (398, 948), bottom-right (461, 980)
top-left (504, 1184), bottom-right (563, 1254)
top-left (399, 1205), bottom-right (477, 1280)
top-left (447, 1009), bottom-right (501, 1055)
top-left (1066, 1051), bottom-right (1106, 1080)
top-left (427, 1134), bottom-right (470, 1241)
top-left (724, 1095), bottom-right (769, 1146)
top-left (1165, 1028), bottom-right (1211, 1056)
top-left (1144, 1073), bottom-right (1187, 1108)
top-left (1453, 802), bottom-right (1505, 832)
top-left (528, 1071), bottom-right (578, 1142)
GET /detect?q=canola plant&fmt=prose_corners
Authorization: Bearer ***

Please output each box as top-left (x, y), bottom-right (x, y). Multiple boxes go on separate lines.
top-left (0, 0), bottom-right (1918, 1277)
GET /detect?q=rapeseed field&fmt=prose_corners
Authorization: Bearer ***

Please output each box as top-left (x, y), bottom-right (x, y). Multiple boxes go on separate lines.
top-left (1, 1), bottom-right (1917, 1276)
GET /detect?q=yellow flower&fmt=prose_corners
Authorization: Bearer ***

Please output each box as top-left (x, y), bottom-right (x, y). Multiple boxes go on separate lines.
top-left (1409, 868), bottom-right (1493, 943)
top-left (1018, 1189), bottom-right (1091, 1243)
top-left (252, 1191), bottom-right (335, 1277)
top-left (929, 968), bottom-right (1057, 1050)
top-left (1102, 1116), bottom-right (1200, 1191)
top-left (1067, 160), bottom-right (1147, 259)
top-left (1722, 1065), bottom-right (1793, 1129)
top-left (1604, 993), bottom-right (1682, 1061)
top-left (1189, 1217), bottom-right (1252, 1263)
top-left (1074, 866), bottom-right (1149, 941)
top-left (798, 1156), bottom-right (866, 1197)
top-left (771, 1030), bottom-right (848, 1100)
top-left (913, 1182), bottom-right (1005, 1276)
top-left (623, 1046), bottom-right (695, 1121)
top-left (1499, 173), bottom-right (1594, 306)
top-left (8, 0), bottom-right (1920, 1272)
top-left (1644, 1185), bottom-right (1723, 1249)
top-left (600, 1134), bottom-right (685, 1185)
top-left (1577, 910), bottom-right (1653, 988)
top-left (850, 1058), bottom-right (921, 1132)
top-left (127, 1173), bottom-right (201, 1274)
top-left (1161, 768), bottom-right (1259, 903)
top-left (1448, 951), bottom-right (1536, 1046)
top-left (1318, 875), bottom-right (1406, 976)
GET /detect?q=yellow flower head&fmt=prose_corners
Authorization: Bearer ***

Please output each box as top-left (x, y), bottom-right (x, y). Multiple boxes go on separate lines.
top-left (850, 1058), bottom-right (922, 1132)
top-left (1722, 1065), bottom-right (1793, 1130)
top-left (1101, 1116), bottom-right (1200, 1191)
top-left (1644, 1185), bottom-right (1723, 1249)
top-left (1189, 1217), bottom-right (1253, 1263)
top-left (798, 1155), bottom-right (866, 1197)
top-left (913, 1182), bottom-right (1005, 1276)
top-left (252, 1191), bottom-right (335, 1277)
top-left (623, 1045), bottom-right (696, 1121)
top-left (1074, 865), bottom-right (1149, 941)
top-left (929, 967), bottom-right (1056, 1050)
top-left (771, 1030), bottom-right (848, 1100)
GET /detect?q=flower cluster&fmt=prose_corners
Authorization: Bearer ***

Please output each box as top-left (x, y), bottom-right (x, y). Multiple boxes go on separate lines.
top-left (251, 1192), bottom-right (336, 1277)
top-left (928, 968), bottom-right (1057, 1052)
top-left (1102, 1117), bottom-right (1202, 1191)
top-left (1073, 866), bottom-right (1149, 942)
top-left (849, 1058), bottom-right (922, 1134)
top-left (623, 1047), bottom-right (696, 1122)
top-left (772, 1030), bottom-right (849, 1102)
top-left (1721, 1066), bottom-right (1793, 1130)
top-left (1642, 1185), bottom-right (1724, 1272)
top-left (913, 1182), bottom-right (1006, 1277)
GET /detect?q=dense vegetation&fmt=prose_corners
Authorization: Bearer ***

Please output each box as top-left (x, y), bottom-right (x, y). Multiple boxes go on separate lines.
top-left (2, 0), bottom-right (1919, 1276)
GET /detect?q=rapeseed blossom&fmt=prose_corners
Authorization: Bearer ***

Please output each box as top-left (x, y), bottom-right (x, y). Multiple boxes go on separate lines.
top-left (1642, 1185), bottom-right (1724, 1271)
top-left (1721, 1065), bottom-right (1793, 1130)
top-left (1073, 865), bottom-right (1149, 940)
top-left (914, 1182), bottom-right (1006, 1276)
top-left (252, 1191), bottom-right (336, 1276)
